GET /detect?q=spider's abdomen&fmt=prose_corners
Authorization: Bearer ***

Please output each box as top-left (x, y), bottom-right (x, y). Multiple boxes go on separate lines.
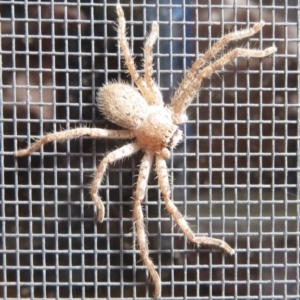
top-left (97, 82), bottom-right (148, 129)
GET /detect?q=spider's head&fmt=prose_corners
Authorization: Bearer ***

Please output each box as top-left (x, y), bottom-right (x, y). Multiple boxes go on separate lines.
top-left (134, 106), bottom-right (182, 158)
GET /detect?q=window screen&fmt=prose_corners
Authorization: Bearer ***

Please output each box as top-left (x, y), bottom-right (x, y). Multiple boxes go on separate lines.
top-left (1, 0), bottom-right (299, 299)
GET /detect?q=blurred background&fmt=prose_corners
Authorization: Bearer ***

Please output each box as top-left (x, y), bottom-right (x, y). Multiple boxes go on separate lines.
top-left (0, 0), bottom-right (299, 298)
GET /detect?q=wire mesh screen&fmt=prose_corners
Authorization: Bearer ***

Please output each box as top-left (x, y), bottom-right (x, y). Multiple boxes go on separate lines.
top-left (1, 0), bottom-right (299, 299)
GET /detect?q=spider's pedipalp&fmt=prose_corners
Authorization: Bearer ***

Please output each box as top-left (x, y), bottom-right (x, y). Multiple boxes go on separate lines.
top-left (156, 155), bottom-right (235, 255)
top-left (14, 127), bottom-right (134, 157)
top-left (170, 21), bottom-right (276, 119)
top-left (116, 5), bottom-right (155, 105)
top-left (90, 142), bottom-right (140, 221)
top-left (144, 21), bottom-right (163, 105)
top-left (133, 152), bottom-right (161, 297)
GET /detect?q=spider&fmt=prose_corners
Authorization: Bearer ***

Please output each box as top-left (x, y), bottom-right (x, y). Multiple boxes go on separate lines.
top-left (15, 5), bottom-right (276, 298)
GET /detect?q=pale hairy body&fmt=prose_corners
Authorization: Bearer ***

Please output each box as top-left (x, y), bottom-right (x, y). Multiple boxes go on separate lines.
top-left (15, 5), bottom-right (276, 298)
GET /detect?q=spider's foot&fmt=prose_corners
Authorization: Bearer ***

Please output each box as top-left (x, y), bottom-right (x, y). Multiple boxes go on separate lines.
top-left (14, 148), bottom-right (30, 157)
top-left (96, 202), bottom-right (105, 222)
top-left (97, 210), bottom-right (105, 222)
top-left (212, 239), bottom-right (235, 255)
top-left (116, 5), bottom-right (124, 18)
top-left (264, 46), bottom-right (277, 56)
top-left (220, 242), bottom-right (235, 256)
top-left (253, 20), bottom-right (265, 31)
top-left (153, 279), bottom-right (162, 299)
top-left (91, 194), bottom-right (105, 222)
top-left (194, 236), bottom-right (235, 256)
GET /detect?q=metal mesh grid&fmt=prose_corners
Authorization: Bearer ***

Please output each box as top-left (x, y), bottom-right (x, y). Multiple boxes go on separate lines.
top-left (1, 0), bottom-right (299, 299)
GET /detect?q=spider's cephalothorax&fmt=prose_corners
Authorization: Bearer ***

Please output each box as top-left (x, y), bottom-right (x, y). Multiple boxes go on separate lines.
top-left (15, 5), bottom-right (277, 298)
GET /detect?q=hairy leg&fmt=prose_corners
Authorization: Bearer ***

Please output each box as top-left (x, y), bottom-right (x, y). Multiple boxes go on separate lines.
top-left (133, 152), bottom-right (161, 298)
top-left (171, 45), bottom-right (276, 119)
top-left (90, 142), bottom-right (140, 222)
top-left (156, 154), bottom-right (235, 255)
top-left (14, 127), bottom-right (134, 157)
top-left (171, 21), bottom-right (266, 109)
top-left (143, 21), bottom-right (163, 105)
top-left (116, 5), bottom-right (153, 104)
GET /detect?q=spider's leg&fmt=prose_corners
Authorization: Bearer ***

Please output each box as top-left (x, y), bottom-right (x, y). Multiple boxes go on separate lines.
top-left (14, 128), bottom-right (134, 157)
top-left (90, 142), bottom-right (140, 221)
top-left (171, 21), bottom-right (266, 110)
top-left (156, 154), bottom-right (235, 255)
top-left (133, 152), bottom-right (161, 298)
top-left (116, 5), bottom-right (153, 105)
top-left (171, 45), bottom-right (276, 120)
top-left (143, 21), bottom-right (163, 105)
